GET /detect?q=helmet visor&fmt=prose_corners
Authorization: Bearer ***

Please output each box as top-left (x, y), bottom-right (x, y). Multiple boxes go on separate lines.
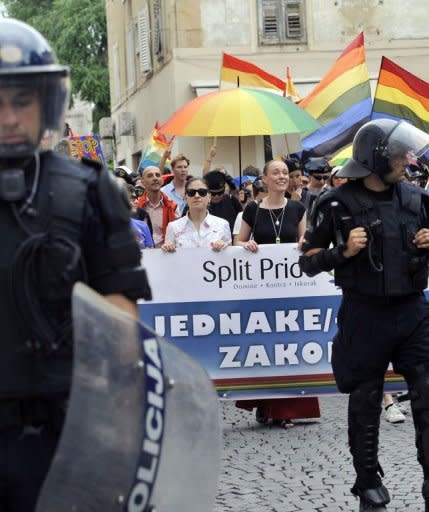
top-left (385, 121), bottom-right (429, 160)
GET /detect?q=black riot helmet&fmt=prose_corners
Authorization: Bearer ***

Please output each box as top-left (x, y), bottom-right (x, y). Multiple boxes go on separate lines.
top-left (0, 18), bottom-right (70, 160)
top-left (337, 119), bottom-right (429, 179)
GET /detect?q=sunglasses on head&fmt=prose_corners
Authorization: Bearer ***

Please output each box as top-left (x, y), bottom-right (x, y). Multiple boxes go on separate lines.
top-left (186, 188), bottom-right (209, 197)
top-left (312, 174), bottom-right (330, 181)
top-left (209, 189), bottom-right (225, 196)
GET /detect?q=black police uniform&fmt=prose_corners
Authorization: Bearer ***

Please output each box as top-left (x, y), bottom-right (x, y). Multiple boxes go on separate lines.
top-left (300, 176), bottom-right (429, 509)
top-left (0, 151), bottom-right (151, 511)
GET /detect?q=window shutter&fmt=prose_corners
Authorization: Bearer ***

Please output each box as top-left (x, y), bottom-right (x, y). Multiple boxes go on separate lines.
top-left (259, 0), bottom-right (281, 44)
top-left (138, 5), bottom-right (152, 74)
top-left (112, 43), bottom-right (121, 105)
top-left (285, 0), bottom-right (303, 39)
top-left (152, 0), bottom-right (164, 61)
top-left (126, 24), bottom-right (136, 89)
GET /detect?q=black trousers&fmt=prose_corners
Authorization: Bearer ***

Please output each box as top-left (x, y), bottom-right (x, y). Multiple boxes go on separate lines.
top-left (332, 292), bottom-right (429, 489)
top-left (332, 292), bottom-right (429, 393)
top-left (0, 400), bottom-right (63, 512)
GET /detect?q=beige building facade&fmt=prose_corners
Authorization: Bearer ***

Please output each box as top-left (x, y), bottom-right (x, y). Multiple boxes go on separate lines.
top-left (105, 0), bottom-right (429, 175)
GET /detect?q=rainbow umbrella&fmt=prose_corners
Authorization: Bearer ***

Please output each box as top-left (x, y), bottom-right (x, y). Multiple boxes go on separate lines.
top-left (160, 87), bottom-right (320, 137)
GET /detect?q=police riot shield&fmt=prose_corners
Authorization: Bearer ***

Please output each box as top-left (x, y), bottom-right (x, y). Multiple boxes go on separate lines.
top-left (36, 282), bottom-right (220, 512)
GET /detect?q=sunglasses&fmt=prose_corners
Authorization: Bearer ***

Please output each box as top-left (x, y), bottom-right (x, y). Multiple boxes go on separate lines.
top-left (312, 174), bottom-right (330, 181)
top-left (209, 189), bottom-right (225, 197)
top-left (186, 188), bottom-right (209, 197)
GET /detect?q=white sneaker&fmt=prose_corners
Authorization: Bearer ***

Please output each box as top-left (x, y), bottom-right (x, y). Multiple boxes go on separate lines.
top-left (394, 401), bottom-right (408, 415)
top-left (384, 403), bottom-right (406, 423)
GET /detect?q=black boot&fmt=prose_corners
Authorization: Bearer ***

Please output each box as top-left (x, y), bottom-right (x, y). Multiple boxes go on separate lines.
top-left (407, 365), bottom-right (429, 511)
top-left (423, 480), bottom-right (429, 512)
top-left (352, 484), bottom-right (390, 511)
top-left (348, 380), bottom-right (389, 510)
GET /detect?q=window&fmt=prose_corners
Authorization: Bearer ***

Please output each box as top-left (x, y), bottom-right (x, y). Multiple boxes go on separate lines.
top-left (258, 0), bottom-right (306, 45)
top-left (152, 0), bottom-right (165, 62)
top-left (138, 5), bottom-right (152, 74)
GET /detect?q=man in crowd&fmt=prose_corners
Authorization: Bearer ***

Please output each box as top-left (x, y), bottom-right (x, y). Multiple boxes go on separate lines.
top-left (304, 157), bottom-right (332, 204)
top-left (161, 153), bottom-right (190, 215)
top-left (0, 18), bottom-right (151, 510)
top-left (138, 165), bottom-right (179, 247)
top-left (205, 169), bottom-right (242, 235)
top-left (300, 119), bottom-right (429, 511)
top-left (285, 156), bottom-right (313, 211)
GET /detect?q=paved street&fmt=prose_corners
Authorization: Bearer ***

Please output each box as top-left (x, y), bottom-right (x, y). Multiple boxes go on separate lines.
top-left (215, 396), bottom-right (422, 512)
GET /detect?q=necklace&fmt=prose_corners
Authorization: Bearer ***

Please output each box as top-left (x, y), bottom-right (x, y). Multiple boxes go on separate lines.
top-left (270, 209), bottom-right (283, 226)
top-left (268, 205), bottom-right (286, 244)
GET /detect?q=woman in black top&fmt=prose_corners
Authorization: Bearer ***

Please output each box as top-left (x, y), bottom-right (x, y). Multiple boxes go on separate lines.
top-left (235, 159), bottom-right (306, 251)
top-left (234, 159), bottom-right (319, 428)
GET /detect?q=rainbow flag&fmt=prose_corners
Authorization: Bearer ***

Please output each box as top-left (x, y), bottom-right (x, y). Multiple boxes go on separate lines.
top-left (139, 122), bottom-right (174, 171)
top-left (329, 144), bottom-right (352, 167)
top-left (372, 56), bottom-right (429, 132)
top-left (284, 66), bottom-right (301, 102)
top-left (300, 33), bottom-right (372, 157)
top-left (220, 52), bottom-right (285, 93)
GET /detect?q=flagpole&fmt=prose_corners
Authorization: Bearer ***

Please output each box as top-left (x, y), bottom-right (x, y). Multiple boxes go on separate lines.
top-left (237, 76), bottom-right (242, 187)
top-left (371, 56), bottom-right (384, 120)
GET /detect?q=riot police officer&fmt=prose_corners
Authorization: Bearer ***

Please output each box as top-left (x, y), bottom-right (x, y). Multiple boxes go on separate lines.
top-left (299, 118), bottom-right (429, 511)
top-left (0, 18), bottom-right (151, 510)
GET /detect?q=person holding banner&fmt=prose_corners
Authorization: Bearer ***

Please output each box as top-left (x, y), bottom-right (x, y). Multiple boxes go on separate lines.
top-left (161, 177), bottom-right (231, 252)
top-left (235, 159), bottom-right (307, 251)
top-left (300, 119), bottom-right (429, 511)
top-left (234, 159), bottom-right (320, 427)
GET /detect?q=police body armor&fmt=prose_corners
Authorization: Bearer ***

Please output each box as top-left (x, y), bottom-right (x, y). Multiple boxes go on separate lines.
top-left (0, 151), bottom-right (112, 398)
top-left (325, 179), bottom-right (429, 296)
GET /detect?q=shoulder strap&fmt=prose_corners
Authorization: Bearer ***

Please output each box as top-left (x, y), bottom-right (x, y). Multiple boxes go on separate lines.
top-left (250, 200), bottom-right (260, 240)
top-left (332, 181), bottom-right (373, 217)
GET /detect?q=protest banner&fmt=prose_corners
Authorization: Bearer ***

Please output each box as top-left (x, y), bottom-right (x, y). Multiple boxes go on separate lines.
top-left (63, 135), bottom-right (106, 166)
top-left (138, 244), bottom-right (406, 399)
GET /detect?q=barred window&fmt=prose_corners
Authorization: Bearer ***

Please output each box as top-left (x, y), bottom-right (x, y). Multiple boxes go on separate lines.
top-left (258, 0), bottom-right (306, 45)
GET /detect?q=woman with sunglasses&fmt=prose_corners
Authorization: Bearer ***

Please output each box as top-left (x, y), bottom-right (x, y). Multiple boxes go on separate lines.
top-left (235, 160), bottom-right (307, 252)
top-left (161, 177), bottom-right (231, 252)
top-left (234, 160), bottom-right (320, 428)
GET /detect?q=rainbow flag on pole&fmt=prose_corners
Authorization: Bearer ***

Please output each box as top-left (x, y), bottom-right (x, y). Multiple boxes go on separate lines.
top-left (300, 33), bottom-right (372, 157)
top-left (220, 52), bottom-right (285, 93)
top-left (138, 122), bottom-right (174, 172)
top-left (372, 56), bottom-right (429, 132)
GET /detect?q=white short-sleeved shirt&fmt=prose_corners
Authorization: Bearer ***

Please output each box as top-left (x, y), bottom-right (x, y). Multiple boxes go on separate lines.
top-left (232, 211), bottom-right (244, 235)
top-left (165, 212), bottom-right (232, 248)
